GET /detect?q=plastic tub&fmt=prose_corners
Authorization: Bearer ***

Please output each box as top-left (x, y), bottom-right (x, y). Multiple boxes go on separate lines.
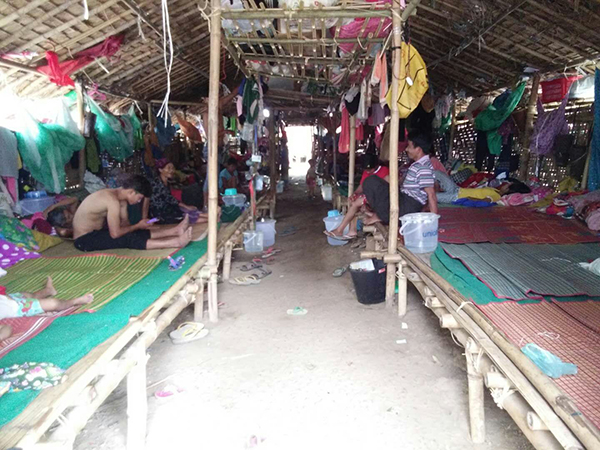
top-left (321, 185), bottom-right (333, 201)
top-left (276, 180), bottom-right (285, 194)
top-left (399, 212), bottom-right (440, 254)
top-left (323, 215), bottom-right (349, 246)
top-left (243, 230), bottom-right (264, 253)
top-left (19, 196), bottom-right (56, 216)
top-left (256, 218), bottom-right (276, 247)
top-left (349, 259), bottom-right (386, 304)
top-left (223, 193), bottom-right (246, 208)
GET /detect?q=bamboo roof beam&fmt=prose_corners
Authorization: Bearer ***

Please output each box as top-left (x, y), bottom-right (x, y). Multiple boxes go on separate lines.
top-left (221, 6), bottom-right (393, 20)
top-left (0, 0), bottom-right (48, 28)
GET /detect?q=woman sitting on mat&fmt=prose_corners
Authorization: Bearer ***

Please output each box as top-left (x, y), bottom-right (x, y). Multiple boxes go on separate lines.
top-left (327, 154), bottom-right (390, 240)
top-left (150, 159), bottom-right (207, 225)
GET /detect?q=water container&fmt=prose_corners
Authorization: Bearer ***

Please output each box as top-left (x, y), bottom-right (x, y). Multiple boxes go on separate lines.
top-left (224, 188), bottom-right (238, 196)
top-left (19, 196), bottom-right (56, 215)
top-left (323, 215), bottom-right (349, 246)
top-left (256, 218), bottom-right (276, 247)
top-left (243, 230), bottom-right (264, 253)
top-left (327, 209), bottom-right (340, 217)
top-left (276, 180), bottom-right (284, 194)
top-left (349, 259), bottom-right (386, 304)
top-left (255, 175), bottom-right (264, 191)
top-left (399, 213), bottom-right (440, 254)
top-left (223, 193), bottom-right (246, 208)
top-left (321, 185), bottom-right (333, 201)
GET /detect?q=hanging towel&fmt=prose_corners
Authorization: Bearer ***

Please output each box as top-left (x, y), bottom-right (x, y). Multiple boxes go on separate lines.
top-left (385, 43), bottom-right (428, 117)
top-left (530, 95), bottom-right (569, 156)
top-left (590, 69), bottom-right (600, 191)
top-left (357, 79), bottom-right (369, 121)
top-left (371, 50), bottom-right (388, 105)
top-left (0, 127), bottom-right (18, 179)
top-left (339, 104), bottom-right (350, 153)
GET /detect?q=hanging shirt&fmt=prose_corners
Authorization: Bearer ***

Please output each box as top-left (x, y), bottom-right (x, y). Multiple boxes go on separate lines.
top-left (401, 155), bottom-right (435, 205)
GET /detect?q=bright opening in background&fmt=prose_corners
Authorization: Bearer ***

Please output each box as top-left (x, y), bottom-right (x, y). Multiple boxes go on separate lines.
top-left (286, 126), bottom-right (313, 177)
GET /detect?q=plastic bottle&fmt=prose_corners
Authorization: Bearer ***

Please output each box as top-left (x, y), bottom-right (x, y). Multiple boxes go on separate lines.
top-left (521, 343), bottom-right (578, 379)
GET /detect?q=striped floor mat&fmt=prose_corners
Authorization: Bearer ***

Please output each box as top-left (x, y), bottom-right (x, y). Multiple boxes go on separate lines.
top-left (1, 255), bottom-right (161, 313)
top-left (441, 243), bottom-right (600, 300)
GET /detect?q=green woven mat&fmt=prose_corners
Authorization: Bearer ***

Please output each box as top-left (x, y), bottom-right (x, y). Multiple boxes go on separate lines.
top-left (0, 238), bottom-right (207, 428)
top-left (2, 255), bottom-right (161, 313)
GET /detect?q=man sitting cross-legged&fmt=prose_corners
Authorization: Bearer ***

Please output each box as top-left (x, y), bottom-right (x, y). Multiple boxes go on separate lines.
top-left (73, 175), bottom-right (192, 252)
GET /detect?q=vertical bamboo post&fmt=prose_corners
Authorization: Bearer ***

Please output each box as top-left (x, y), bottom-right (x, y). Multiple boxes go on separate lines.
top-left (581, 123), bottom-right (594, 189)
top-left (448, 95), bottom-right (457, 157)
top-left (207, 0), bottom-right (222, 323)
top-left (466, 338), bottom-right (486, 443)
top-left (194, 277), bottom-right (205, 321)
top-left (75, 79), bottom-right (86, 187)
top-left (222, 241), bottom-right (234, 281)
top-left (397, 261), bottom-right (408, 316)
top-left (385, 0), bottom-right (402, 308)
top-left (333, 120), bottom-right (338, 183)
top-left (268, 113), bottom-right (277, 219)
top-left (519, 73), bottom-right (541, 181)
top-left (348, 115), bottom-right (356, 199)
top-left (126, 349), bottom-right (148, 450)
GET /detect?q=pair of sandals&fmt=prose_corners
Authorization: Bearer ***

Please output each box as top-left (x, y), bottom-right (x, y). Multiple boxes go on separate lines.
top-left (229, 267), bottom-right (272, 286)
top-left (324, 230), bottom-right (357, 241)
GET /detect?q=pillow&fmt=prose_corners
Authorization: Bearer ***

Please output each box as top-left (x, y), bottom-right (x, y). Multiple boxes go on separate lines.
top-left (0, 216), bottom-right (38, 250)
top-left (31, 230), bottom-right (62, 252)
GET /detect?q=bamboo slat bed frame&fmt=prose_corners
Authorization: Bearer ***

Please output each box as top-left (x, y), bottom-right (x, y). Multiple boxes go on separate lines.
top-left (0, 195), bottom-right (270, 450)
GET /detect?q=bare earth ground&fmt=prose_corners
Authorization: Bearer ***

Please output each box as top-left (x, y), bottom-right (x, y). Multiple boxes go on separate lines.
top-left (75, 179), bottom-right (532, 450)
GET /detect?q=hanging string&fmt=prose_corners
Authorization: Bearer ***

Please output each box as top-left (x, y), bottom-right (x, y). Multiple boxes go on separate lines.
top-left (157, 0), bottom-right (174, 121)
top-left (82, 0), bottom-right (89, 20)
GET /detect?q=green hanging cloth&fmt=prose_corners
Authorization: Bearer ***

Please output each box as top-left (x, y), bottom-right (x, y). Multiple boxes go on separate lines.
top-left (85, 138), bottom-right (100, 173)
top-left (439, 111), bottom-right (452, 134)
top-left (127, 105), bottom-right (144, 150)
top-left (87, 96), bottom-right (134, 161)
top-left (16, 115), bottom-right (84, 193)
top-left (242, 77), bottom-right (260, 125)
top-left (474, 82), bottom-right (526, 155)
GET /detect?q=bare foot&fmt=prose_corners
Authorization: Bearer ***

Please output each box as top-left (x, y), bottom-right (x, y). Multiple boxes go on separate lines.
top-left (0, 324), bottom-right (13, 341)
top-left (176, 215), bottom-right (190, 235)
top-left (178, 227), bottom-right (192, 247)
top-left (72, 293), bottom-right (94, 306)
top-left (43, 277), bottom-right (58, 298)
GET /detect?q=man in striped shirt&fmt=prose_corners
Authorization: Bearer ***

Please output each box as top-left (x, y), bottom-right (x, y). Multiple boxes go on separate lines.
top-left (363, 132), bottom-right (438, 225)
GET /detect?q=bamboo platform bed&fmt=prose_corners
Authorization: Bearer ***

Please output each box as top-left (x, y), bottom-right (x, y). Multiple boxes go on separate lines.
top-left (361, 236), bottom-right (600, 450)
top-left (0, 197), bottom-right (268, 450)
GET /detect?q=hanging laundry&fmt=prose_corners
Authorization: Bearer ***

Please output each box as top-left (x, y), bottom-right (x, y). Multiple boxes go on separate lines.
top-left (370, 103), bottom-right (386, 126)
top-left (474, 82), bottom-right (525, 155)
top-left (386, 43), bottom-right (429, 118)
top-left (177, 116), bottom-right (203, 142)
top-left (344, 86), bottom-right (360, 116)
top-left (355, 122), bottom-right (364, 141)
top-left (243, 77), bottom-right (261, 125)
top-left (371, 50), bottom-right (388, 105)
top-left (85, 138), bottom-right (100, 173)
top-left (357, 79), bottom-right (368, 121)
top-left (0, 127), bottom-right (18, 179)
top-left (37, 35), bottom-right (124, 87)
top-left (530, 95), bottom-right (569, 157)
top-left (590, 69), bottom-right (600, 192)
top-left (338, 104), bottom-right (350, 153)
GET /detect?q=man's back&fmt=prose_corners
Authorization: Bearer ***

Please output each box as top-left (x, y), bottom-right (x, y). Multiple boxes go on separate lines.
top-left (73, 189), bottom-right (119, 239)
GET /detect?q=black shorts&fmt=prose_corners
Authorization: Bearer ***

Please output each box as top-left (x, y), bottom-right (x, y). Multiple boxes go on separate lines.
top-left (362, 176), bottom-right (423, 224)
top-left (74, 229), bottom-right (151, 252)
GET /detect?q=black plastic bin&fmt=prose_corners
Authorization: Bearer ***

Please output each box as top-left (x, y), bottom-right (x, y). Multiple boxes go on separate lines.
top-left (349, 258), bottom-right (387, 304)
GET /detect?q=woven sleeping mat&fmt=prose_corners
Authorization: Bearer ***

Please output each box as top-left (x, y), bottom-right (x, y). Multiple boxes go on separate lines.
top-left (441, 243), bottom-right (600, 300)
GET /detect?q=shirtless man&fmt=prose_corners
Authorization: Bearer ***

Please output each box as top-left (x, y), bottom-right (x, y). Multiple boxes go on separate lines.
top-left (73, 175), bottom-right (192, 252)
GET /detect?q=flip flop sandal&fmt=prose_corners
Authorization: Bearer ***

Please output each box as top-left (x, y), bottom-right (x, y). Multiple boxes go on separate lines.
top-left (262, 247), bottom-right (282, 257)
top-left (240, 262), bottom-right (262, 272)
top-left (280, 226), bottom-right (299, 237)
top-left (338, 234), bottom-right (356, 241)
top-left (351, 239), bottom-right (366, 249)
top-left (254, 267), bottom-right (272, 279)
top-left (332, 266), bottom-right (348, 277)
top-left (287, 307), bottom-right (308, 316)
top-left (252, 257), bottom-right (263, 264)
top-left (169, 322), bottom-right (209, 345)
top-left (229, 275), bottom-right (261, 286)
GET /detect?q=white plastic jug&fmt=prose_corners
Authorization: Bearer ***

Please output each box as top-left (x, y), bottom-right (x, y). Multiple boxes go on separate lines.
top-left (399, 213), bottom-right (440, 254)
top-left (256, 219), bottom-right (277, 247)
top-left (323, 215), bottom-right (349, 246)
top-left (321, 185), bottom-right (333, 201)
top-left (243, 230), bottom-right (264, 253)
top-left (276, 180), bottom-right (285, 194)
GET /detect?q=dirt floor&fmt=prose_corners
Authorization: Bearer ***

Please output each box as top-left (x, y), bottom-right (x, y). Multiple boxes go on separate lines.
top-left (74, 180), bottom-right (533, 450)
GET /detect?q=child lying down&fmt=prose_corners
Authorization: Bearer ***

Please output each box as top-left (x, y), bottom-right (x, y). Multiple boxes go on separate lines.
top-left (0, 277), bottom-right (93, 341)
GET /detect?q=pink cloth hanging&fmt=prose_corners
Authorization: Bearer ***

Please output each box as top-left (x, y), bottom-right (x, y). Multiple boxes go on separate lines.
top-left (37, 35), bottom-right (124, 87)
top-left (371, 51), bottom-right (388, 105)
top-left (2, 177), bottom-right (17, 203)
top-left (355, 122), bottom-right (364, 141)
top-left (339, 105), bottom-right (350, 154)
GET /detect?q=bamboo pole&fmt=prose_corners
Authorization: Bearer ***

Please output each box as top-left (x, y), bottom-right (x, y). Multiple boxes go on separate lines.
top-left (448, 95), bottom-right (457, 156)
top-left (466, 340), bottom-right (486, 443)
top-left (268, 113), bottom-right (277, 219)
top-left (207, 0), bottom-right (222, 323)
top-left (222, 241), bottom-right (234, 281)
top-left (228, 36), bottom-right (385, 44)
top-left (519, 73), bottom-right (541, 180)
top-left (126, 348), bottom-right (148, 450)
top-left (348, 115), bottom-right (356, 198)
top-left (75, 78), bottom-right (86, 187)
top-left (385, 0), bottom-right (403, 309)
top-left (333, 119), bottom-right (338, 184)
top-left (222, 7), bottom-right (393, 20)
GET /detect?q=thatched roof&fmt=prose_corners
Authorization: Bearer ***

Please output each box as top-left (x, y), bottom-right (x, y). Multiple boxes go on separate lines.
top-left (1, 0), bottom-right (599, 109)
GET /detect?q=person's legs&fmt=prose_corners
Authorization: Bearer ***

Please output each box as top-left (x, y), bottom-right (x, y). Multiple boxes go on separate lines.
top-left (22, 277), bottom-right (57, 299)
top-left (146, 227), bottom-right (192, 249)
top-left (362, 176), bottom-right (391, 224)
top-left (149, 215), bottom-right (190, 239)
top-left (0, 324), bottom-right (12, 341)
top-left (434, 170), bottom-right (459, 204)
top-left (38, 294), bottom-right (94, 313)
top-left (332, 196), bottom-right (362, 236)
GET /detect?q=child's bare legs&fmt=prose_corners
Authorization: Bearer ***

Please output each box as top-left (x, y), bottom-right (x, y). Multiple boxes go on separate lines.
top-left (0, 325), bottom-right (12, 341)
top-left (331, 197), bottom-right (362, 236)
top-left (39, 294), bottom-right (94, 313)
top-left (21, 277), bottom-right (57, 300)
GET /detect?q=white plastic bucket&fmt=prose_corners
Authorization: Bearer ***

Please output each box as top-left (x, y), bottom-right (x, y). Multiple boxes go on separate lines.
top-left (243, 230), bottom-right (264, 253)
top-left (321, 185), bottom-right (333, 201)
top-left (256, 219), bottom-right (276, 247)
top-left (323, 216), bottom-right (349, 246)
top-left (399, 213), bottom-right (440, 254)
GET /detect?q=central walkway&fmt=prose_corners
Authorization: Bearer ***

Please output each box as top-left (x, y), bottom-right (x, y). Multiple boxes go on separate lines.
top-left (75, 180), bottom-right (532, 450)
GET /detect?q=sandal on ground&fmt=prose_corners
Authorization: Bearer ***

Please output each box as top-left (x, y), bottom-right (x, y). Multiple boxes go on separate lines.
top-left (229, 275), bottom-right (261, 286)
top-left (332, 266), bottom-right (348, 277)
top-left (337, 234), bottom-right (356, 241)
top-left (280, 226), bottom-right (299, 237)
top-left (254, 267), bottom-right (272, 279)
top-left (287, 307), bottom-right (308, 315)
top-left (240, 262), bottom-right (262, 272)
top-left (262, 247), bottom-right (282, 258)
top-left (169, 322), bottom-right (209, 345)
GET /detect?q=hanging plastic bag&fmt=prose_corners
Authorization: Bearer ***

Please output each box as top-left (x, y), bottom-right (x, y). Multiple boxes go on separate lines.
top-left (87, 96), bottom-right (135, 161)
